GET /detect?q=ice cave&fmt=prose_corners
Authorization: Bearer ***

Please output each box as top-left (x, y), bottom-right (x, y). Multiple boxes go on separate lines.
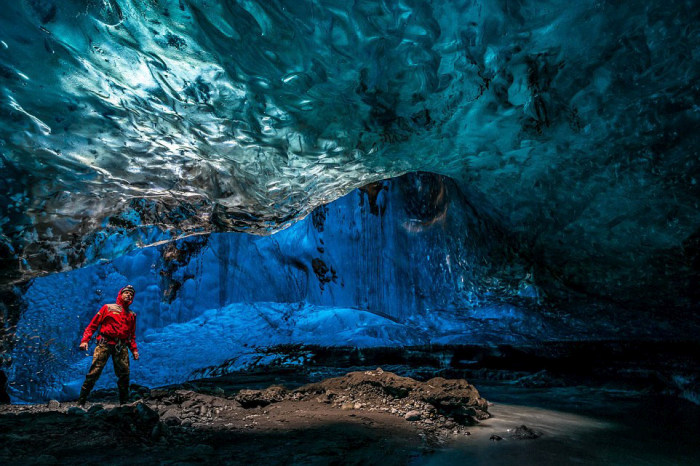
top-left (1, 0), bottom-right (699, 464)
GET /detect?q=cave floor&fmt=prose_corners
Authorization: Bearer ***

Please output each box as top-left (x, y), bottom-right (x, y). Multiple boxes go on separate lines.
top-left (0, 398), bottom-right (427, 465)
top-left (2, 367), bottom-right (700, 465)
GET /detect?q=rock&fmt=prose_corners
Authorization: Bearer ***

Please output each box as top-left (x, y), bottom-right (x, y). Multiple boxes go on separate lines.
top-left (181, 399), bottom-right (199, 409)
top-left (212, 387), bottom-right (225, 396)
top-left (130, 384), bottom-right (151, 396)
top-left (405, 411), bottom-right (422, 421)
top-left (417, 377), bottom-right (490, 425)
top-left (174, 390), bottom-right (196, 404)
top-left (151, 421), bottom-right (170, 441)
top-left (66, 407), bottom-right (87, 416)
top-left (509, 425), bottom-right (543, 440)
top-left (35, 454), bottom-right (58, 464)
top-left (96, 403), bottom-right (161, 435)
top-left (87, 404), bottom-right (105, 414)
top-left (162, 411), bottom-right (182, 426)
top-left (191, 444), bottom-right (215, 456)
top-left (46, 400), bottom-right (60, 409)
top-left (149, 389), bottom-right (170, 400)
top-left (236, 386), bottom-right (288, 408)
top-left (210, 397), bottom-right (226, 407)
top-left (353, 402), bottom-right (363, 409)
top-left (340, 402), bottom-right (355, 410)
top-left (134, 402), bottom-right (159, 424)
top-left (490, 434), bottom-right (503, 441)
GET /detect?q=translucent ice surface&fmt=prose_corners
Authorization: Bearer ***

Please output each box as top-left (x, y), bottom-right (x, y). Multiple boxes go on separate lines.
top-left (1, 0), bottom-right (698, 310)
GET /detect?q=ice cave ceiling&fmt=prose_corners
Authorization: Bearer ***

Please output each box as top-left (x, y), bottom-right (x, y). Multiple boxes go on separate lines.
top-left (1, 0), bottom-right (699, 311)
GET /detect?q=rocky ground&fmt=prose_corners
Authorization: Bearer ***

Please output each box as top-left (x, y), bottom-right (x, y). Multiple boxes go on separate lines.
top-left (0, 369), bottom-right (491, 465)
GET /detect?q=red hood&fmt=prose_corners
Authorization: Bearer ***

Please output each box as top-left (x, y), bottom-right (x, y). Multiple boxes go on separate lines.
top-left (116, 287), bottom-right (134, 309)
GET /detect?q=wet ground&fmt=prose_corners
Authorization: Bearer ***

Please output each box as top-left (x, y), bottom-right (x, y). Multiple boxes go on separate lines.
top-left (0, 368), bottom-right (481, 465)
top-left (421, 382), bottom-right (700, 465)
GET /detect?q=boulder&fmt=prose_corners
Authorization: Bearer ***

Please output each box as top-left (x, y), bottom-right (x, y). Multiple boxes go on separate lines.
top-left (509, 424), bottom-right (542, 439)
top-left (66, 407), bottom-right (86, 416)
top-left (235, 386), bottom-right (288, 408)
top-left (405, 411), bottom-right (422, 421)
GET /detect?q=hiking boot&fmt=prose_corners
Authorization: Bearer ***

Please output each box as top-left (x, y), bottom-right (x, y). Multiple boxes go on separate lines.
top-left (119, 388), bottom-right (129, 405)
top-left (77, 389), bottom-right (89, 407)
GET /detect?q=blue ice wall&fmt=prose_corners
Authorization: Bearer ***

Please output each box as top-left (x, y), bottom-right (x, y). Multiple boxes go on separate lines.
top-left (9, 175), bottom-right (555, 402)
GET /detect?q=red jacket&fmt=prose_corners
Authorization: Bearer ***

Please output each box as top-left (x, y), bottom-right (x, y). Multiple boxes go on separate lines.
top-left (81, 288), bottom-right (138, 353)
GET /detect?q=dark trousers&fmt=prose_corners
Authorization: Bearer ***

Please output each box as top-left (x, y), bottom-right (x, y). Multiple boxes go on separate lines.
top-left (79, 343), bottom-right (130, 404)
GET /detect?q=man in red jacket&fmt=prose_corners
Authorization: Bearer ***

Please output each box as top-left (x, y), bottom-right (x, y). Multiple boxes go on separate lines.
top-left (77, 285), bottom-right (139, 406)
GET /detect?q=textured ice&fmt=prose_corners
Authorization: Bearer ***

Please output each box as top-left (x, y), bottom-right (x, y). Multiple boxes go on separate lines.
top-left (8, 175), bottom-right (675, 402)
top-left (1, 0), bottom-right (699, 311)
top-left (10, 298), bottom-right (545, 402)
top-left (9, 302), bottom-right (412, 401)
top-left (8, 175), bottom-right (555, 401)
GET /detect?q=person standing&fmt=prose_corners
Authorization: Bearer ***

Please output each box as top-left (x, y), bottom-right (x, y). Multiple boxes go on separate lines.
top-left (77, 285), bottom-right (139, 406)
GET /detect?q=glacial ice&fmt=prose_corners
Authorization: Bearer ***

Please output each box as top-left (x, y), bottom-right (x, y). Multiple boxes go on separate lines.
top-left (9, 174), bottom-right (684, 402)
top-left (0, 0), bottom-right (698, 310)
top-left (1, 0), bottom-right (700, 401)
top-left (9, 175), bottom-right (546, 401)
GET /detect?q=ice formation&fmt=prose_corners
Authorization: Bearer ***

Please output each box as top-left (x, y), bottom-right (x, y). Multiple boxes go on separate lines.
top-left (9, 175), bottom-right (551, 401)
top-left (1, 1), bottom-right (699, 401)
top-left (7, 174), bottom-right (685, 402)
top-left (0, 0), bottom-right (698, 308)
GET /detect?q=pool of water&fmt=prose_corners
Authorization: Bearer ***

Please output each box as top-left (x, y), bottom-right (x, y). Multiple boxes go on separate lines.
top-left (418, 382), bottom-right (700, 465)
